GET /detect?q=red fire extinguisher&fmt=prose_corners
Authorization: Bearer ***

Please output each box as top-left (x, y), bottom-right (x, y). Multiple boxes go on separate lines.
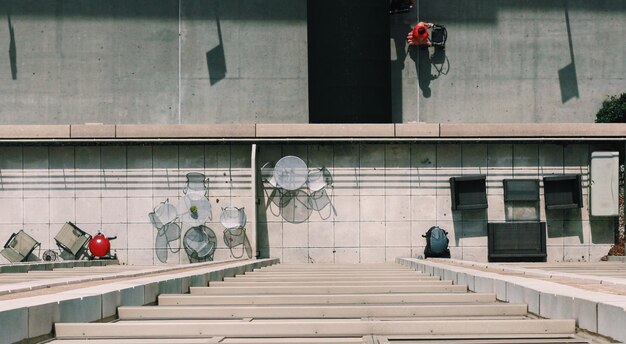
top-left (88, 232), bottom-right (117, 259)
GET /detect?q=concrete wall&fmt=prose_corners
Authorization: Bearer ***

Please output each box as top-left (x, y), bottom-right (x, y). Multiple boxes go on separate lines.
top-left (0, 143), bottom-right (256, 265)
top-left (393, 0), bottom-right (626, 123)
top-left (256, 142), bottom-right (619, 263)
top-left (0, 141), bottom-right (619, 265)
top-left (0, 0), bottom-right (307, 124)
top-left (0, 0), bottom-right (623, 124)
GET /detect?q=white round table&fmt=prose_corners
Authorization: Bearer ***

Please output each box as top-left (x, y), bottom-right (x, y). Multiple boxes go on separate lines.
top-left (179, 193), bottom-right (212, 226)
top-left (273, 155), bottom-right (308, 191)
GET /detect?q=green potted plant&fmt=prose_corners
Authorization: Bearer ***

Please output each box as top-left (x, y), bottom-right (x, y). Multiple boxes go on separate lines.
top-left (595, 93), bottom-right (626, 123)
top-left (190, 205), bottom-right (198, 219)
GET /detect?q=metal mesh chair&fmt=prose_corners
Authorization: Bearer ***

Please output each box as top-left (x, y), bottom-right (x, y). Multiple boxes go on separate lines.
top-left (54, 222), bottom-right (91, 260)
top-left (220, 207), bottom-right (247, 229)
top-left (1, 230), bottom-right (41, 262)
top-left (183, 225), bottom-right (217, 262)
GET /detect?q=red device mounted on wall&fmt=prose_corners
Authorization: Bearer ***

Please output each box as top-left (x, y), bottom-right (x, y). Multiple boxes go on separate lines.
top-left (88, 232), bottom-right (117, 259)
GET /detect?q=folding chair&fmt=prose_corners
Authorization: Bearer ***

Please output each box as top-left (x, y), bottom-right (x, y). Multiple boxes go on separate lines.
top-left (1, 230), bottom-right (41, 262)
top-left (54, 222), bottom-right (91, 260)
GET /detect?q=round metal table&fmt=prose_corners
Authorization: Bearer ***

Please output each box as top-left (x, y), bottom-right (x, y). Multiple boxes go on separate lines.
top-left (273, 155), bottom-right (308, 191)
top-left (179, 193), bottom-right (212, 226)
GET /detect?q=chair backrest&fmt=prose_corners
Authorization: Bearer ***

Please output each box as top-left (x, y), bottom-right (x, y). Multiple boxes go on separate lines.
top-left (260, 162), bottom-right (277, 187)
top-left (55, 222), bottom-right (90, 256)
top-left (183, 225), bottom-right (217, 260)
top-left (220, 207), bottom-right (246, 229)
top-left (1, 230), bottom-right (40, 262)
top-left (184, 172), bottom-right (208, 194)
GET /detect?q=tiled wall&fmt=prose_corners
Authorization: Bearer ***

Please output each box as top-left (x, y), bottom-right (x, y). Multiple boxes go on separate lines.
top-left (0, 142), bottom-right (618, 265)
top-left (256, 143), bottom-right (618, 264)
top-left (0, 144), bottom-right (254, 265)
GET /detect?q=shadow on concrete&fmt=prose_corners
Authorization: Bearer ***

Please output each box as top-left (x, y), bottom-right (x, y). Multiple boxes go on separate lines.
top-left (7, 13), bottom-right (16, 80)
top-left (390, 13), bottom-right (413, 123)
top-left (590, 218), bottom-right (617, 245)
top-left (410, 46), bottom-right (448, 98)
top-left (206, 0), bottom-right (226, 85)
top-left (546, 209), bottom-right (584, 244)
top-left (558, 0), bottom-right (579, 103)
top-left (420, 0), bottom-right (625, 25)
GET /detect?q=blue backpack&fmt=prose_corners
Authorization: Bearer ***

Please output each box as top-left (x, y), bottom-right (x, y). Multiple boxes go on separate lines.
top-left (422, 226), bottom-right (450, 258)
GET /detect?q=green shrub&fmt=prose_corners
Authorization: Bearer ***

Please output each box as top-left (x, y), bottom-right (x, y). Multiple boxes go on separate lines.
top-left (595, 93), bottom-right (626, 123)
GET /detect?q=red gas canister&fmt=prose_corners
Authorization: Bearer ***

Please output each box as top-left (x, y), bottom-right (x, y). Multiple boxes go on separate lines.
top-left (89, 233), bottom-right (111, 258)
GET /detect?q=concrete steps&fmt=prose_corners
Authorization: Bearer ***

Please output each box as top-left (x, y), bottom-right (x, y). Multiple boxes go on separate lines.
top-left (53, 263), bottom-right (587, 343)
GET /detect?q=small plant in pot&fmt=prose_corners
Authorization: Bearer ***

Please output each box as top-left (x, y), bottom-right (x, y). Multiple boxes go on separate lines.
top-left (190, 205), bottom-right (198, 219)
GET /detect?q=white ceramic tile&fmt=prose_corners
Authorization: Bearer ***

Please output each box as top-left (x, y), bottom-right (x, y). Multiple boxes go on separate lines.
top-left (282, 222), bottom-right (308, 248)
top-left (386, 247), bottom-right (411, 262)
top-left (359, 247), bottom-right (385, 263)
top-left (334, 248), bottom-right (360, 264)
top-left (282, 248), bottom-right (310, 264)
top-left (127, 249), bottom-right (154, 265)
top-left (49, 198), bottom-right (76, 223)
top-left (308, 247), bottom-right (334, 263)
top-left (589, 245), bottom-right (612, 261)
top-left (127, 223), bottom-right (154, 250)
top-left (23, 198), bottom-right (50, 224)
top-left (359, 222), bottom-right (385, 247)
top-left (334, 222), bottom-right (359, 247)
top-left (385, 222), bottom-right (411, 247)
top-left (410, 195), bottom-right (437, 221)
top-left (563, 245), bottom-right (589, 262)
top-left (75, 198), bottom-right (102, 224)
top-left (0, 198), bottom-right (24, 223)
top-left (436, 195), bottom-right (453, 221)
top-left (385, 195), bottom-right (411, 221)
top-left (487, 195), bottom-right (506, 221)
top-left (358, 168), bottom-right (385, 196)
top-left (332, 166), bottom-right (360, 196)
top-left (546, 246), bottom-right (564, 262)
top-left (308, 221), bottom-right (333, 248)
top-left (360, 195), bottom-right (385, 221)
top-left (127, 197), bottom-right (153, 224)
top-left (102, 198), bottom-right (128, 224)
top-left (462, 246), bottom-right (488, 262)
top-left (332, 195), bottom-right (360, 221)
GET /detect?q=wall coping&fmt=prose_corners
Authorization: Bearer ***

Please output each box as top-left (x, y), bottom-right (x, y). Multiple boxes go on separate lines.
top-left (0, 123), bottom-right (623, 141)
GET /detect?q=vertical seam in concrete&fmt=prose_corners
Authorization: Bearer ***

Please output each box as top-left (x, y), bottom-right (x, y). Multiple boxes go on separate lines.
top-left (178, 0), bottom-right (182, 124)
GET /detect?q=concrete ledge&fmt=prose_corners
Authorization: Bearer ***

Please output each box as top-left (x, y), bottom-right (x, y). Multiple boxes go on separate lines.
top-left (256, 124), bottom-right (395, 138)
top-left (0, 123), bottom-right (624, 141)
top-left (0, 258), bottom-right (279, 344)
top-left (0, 125), bottom-right (69, 139)
top-left (395, 123), bottom-right (440, 137)
top-left (398, 258), bottom-right (626, 343)
top-left (115, 124), bottom-right (256, 138)
top-left (440, 123), bottom-right (626, 138)
top-left (70, 124), bottom-right (116, 138)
